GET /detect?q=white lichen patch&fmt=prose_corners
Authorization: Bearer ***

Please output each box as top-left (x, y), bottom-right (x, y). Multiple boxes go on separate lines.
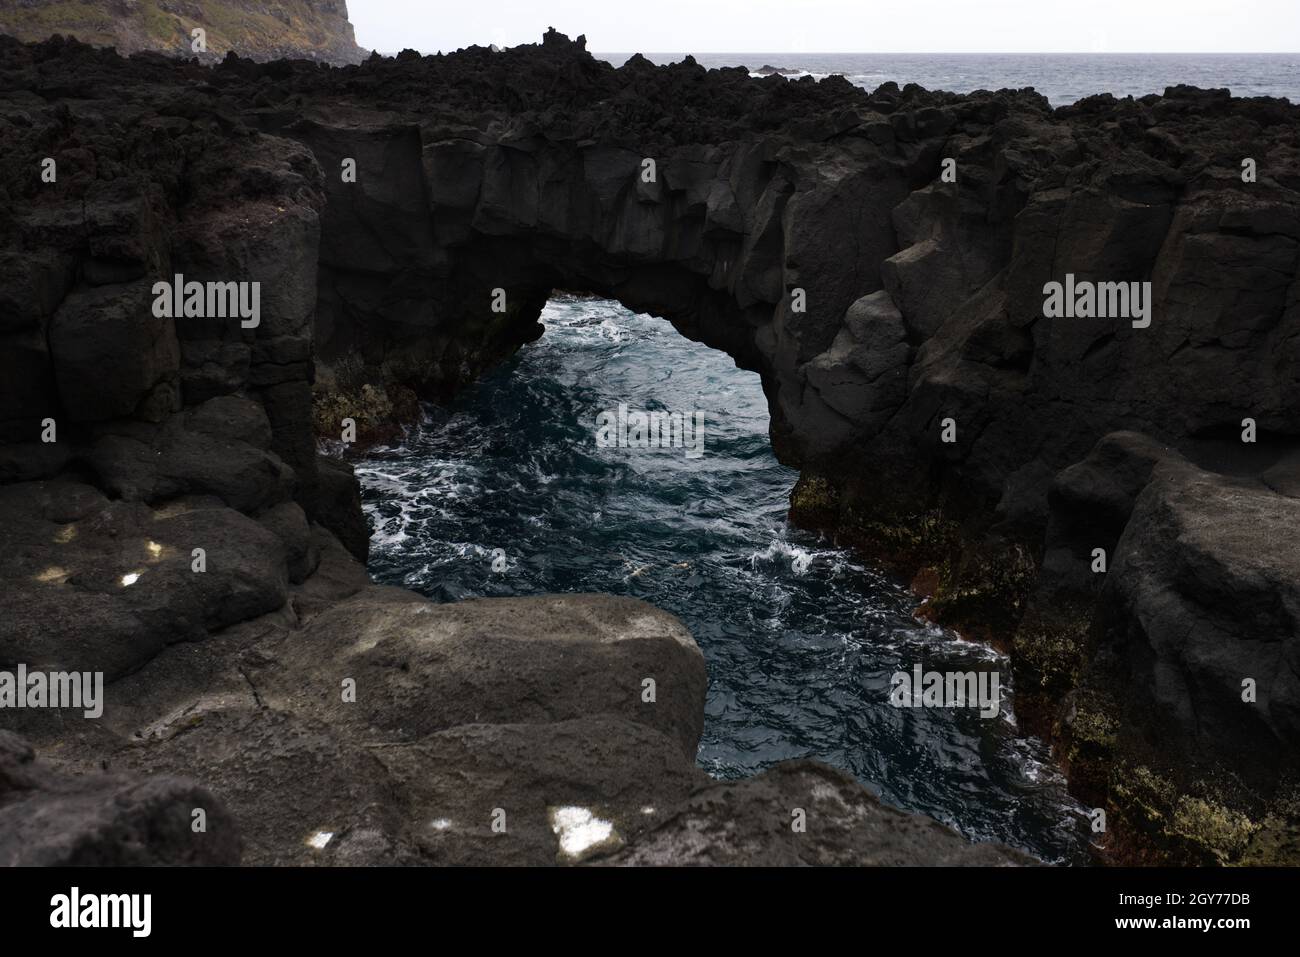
top-left (350, 633), bottom-right (382, 654)
top-left (611, 613), bottom-right (698, 651)
top-left (811, 782), bottom-right (840, 802)
top-left (548, 805), bottom-right (622, 861)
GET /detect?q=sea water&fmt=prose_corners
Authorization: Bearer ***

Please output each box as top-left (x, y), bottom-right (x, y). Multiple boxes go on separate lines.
top-left (357, 296), bottom-right (1094, 863)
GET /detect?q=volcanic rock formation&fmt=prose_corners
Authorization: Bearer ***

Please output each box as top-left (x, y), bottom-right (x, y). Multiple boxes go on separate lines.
top-left (1, 29), bottom-right (1298, 864)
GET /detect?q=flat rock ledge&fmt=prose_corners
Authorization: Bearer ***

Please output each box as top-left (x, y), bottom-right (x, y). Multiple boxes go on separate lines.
top-left (2, 535), bottom-right (1025, 865)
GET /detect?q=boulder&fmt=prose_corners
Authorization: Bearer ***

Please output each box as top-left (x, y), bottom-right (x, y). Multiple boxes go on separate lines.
top-left (601, 761), bottom-right (1030, 866)
top-left (258, 590), bottom-right (708, 756)
top-left (314, 454), bottom-right (370, 563)
top-left (0, 480), bottom-right (289, 681)
top-left (48, 281), bottom-right (180, 423)
top-left (0, 731), bottom-right (240, 866)
top-left (1100, 461), bottom-right (1300, 782)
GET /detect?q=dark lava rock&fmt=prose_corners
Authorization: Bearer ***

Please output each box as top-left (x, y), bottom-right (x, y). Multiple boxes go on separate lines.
top-left (313, 454), bottom-right (370, 564)
top-left (1, 28), bottom-right (1297, 864)
top-left (0, 730), bottom-right (241, 866)
top-left (598, 760), bottom-right (1031, 866)
top-left (0, 479), bottom-right (289, 682)
top-left (10, 576), bottom-right (1024, 865)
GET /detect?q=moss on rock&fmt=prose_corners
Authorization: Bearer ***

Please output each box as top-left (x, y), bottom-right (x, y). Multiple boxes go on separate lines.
top-left (1110, 763), bottom-right (1177, 841)
top-left (1239, 789), bottom-right (1300, 865)
top-left (1170, 797), bottom-right (1258, 865)
top-left (1053, 688), bottom-right (1118, 805)
top-left (1015, 615), bottom-right (1090, 697)
top-left (1103, 761), bottom-right (1276, 864)
top-left (788, 473), bottom-right (839, 528)
top-left (312, 383), bottom-right (403, 449)
top-left (926, 540), bottom-right (1037, 643)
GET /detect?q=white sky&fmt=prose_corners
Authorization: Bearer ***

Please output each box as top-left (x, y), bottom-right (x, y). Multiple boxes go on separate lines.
top-left (349, 0), bottom-right (1300, 54)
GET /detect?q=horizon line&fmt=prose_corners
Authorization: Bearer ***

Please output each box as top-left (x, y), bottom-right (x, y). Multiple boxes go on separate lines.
top-left (378, 46), bottom-right (1300, 56)
top-left (588, 50), bottom-right (1300, 56)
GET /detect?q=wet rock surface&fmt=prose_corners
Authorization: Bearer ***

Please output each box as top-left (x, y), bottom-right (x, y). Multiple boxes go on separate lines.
top-left (1, 29), bottom-right (1298, 863)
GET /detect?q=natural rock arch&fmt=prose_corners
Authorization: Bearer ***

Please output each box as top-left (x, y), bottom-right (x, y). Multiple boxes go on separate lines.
top-left (3, 31), bottom-right (1300, 864)
top-left (265, 43), bottom-right (1300, 864)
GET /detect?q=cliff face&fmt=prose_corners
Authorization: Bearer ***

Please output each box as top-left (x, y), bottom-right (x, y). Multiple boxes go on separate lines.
top-left (0, 30), bottom-right (1298, 865)
top-left (0, 0), bottom-right (366, 64)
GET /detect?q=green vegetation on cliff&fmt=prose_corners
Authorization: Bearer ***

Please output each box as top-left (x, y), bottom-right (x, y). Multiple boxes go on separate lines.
top-left (0, 0), bottom-right (366, 63)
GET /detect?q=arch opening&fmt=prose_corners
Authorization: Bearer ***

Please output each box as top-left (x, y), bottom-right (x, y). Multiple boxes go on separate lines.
top-left (352, 291), bottom-right (1091, 864)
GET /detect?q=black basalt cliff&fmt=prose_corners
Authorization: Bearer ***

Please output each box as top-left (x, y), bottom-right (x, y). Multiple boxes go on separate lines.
top-left (1, 29), bottom-right (1298, 865)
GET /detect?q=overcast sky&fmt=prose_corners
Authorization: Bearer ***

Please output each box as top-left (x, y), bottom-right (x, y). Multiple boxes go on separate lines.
top-left (349, 0), bottom-right (1299, 54)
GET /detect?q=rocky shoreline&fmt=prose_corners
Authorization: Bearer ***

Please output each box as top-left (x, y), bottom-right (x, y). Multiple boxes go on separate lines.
top-left (1, 29), bottom-right (1297, 865)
